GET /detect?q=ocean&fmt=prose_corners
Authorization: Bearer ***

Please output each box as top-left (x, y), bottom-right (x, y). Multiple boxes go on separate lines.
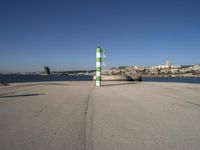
top-left (0, 75), bottom-right (200, 84)
top-left (142, 77), bottom-right (200, 84)
top-left (0, 75), bottom-right (93, 83)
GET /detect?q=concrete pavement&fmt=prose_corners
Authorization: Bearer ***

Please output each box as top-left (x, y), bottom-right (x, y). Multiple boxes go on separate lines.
top-left (87, 81), bottom-right (200, 150)
top-left (0, 82), bottom-right (94, 150)
top-left (1, 81), bottom-right (200, 150)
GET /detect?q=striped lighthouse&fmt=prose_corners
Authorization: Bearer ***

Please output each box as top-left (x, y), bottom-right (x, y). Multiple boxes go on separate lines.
top-left (96, 46), bottom-right (102, 86)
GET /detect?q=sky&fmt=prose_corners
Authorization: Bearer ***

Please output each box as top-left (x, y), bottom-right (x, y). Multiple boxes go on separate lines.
top-left (0, 0), bottom-right (200, 73)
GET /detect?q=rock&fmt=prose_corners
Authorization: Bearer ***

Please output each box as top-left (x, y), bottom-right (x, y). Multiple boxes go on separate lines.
top-left (93, 75), bottom-right (133, 81)
top-left (0, 82), bottom-right (10, 86)
top-left (130, 75), bottom-right (142, 81)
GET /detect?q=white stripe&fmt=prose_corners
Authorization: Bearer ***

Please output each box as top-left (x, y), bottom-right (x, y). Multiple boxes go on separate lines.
top-left (96, 81), bottom-right (101, 86)
top-left (96, 53), bottom-right (101, 58)
top-left (96, 62), bottom-right (101, 67)
top-left (96, 71), bottom-right (100, 77)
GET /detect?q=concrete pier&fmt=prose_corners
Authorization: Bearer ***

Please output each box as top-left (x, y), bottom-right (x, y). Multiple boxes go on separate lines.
top-left (0, 81), bottom-right (200, 150)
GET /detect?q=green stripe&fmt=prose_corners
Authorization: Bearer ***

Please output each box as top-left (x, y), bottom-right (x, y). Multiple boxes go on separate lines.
top-left (96, 58), bottom-right (102, 62)
top-left (96, 67), bottom-right (101, 71)
top-left (96, 76), bottom-right (101, 81)
top-left (96, 47), bottom-right (102, 53)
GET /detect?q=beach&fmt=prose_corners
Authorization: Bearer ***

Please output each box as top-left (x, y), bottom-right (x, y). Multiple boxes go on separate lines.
top-left (0, 81), bottom-right (200, 150)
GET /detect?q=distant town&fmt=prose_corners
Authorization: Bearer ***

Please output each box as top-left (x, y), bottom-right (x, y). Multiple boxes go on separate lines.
top-left (106, 61), bottom-right (200, 78)
top-left (1, 61), bottom-right (200, 78)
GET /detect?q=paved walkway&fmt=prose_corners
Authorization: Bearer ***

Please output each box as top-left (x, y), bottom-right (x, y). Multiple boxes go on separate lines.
top-left (1, 81), bottom-right (200, 150)
top-left (88, 82), bottom-right (200, 150)
top-left (0, 82), bottom-right (93, 150)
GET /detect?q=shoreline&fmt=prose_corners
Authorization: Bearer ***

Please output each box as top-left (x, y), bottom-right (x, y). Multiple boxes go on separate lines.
top-left (142, 74), bottom-right (200, 78)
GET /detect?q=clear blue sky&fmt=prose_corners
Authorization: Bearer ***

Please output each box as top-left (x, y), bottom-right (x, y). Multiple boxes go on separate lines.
top-left (0, 0), bottom-right (200, 72)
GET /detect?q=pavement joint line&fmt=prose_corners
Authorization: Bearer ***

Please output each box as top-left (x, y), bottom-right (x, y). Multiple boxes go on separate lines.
top-left (84, 85), bottom-right (95, 150)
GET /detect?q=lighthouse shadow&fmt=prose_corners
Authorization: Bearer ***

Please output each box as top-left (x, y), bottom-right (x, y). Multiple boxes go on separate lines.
top-left (102, 82), bottom-right (137, 87)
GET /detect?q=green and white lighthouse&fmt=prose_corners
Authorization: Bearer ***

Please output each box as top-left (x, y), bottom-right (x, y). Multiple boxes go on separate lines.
top-left (96, 46), bottom-right (102, 86)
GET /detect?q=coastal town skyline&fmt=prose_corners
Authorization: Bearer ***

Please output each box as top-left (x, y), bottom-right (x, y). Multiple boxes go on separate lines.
top-left (1, 61), bottom-right (199, 75)
top-left (1, 0), bottom-right (200, 72)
